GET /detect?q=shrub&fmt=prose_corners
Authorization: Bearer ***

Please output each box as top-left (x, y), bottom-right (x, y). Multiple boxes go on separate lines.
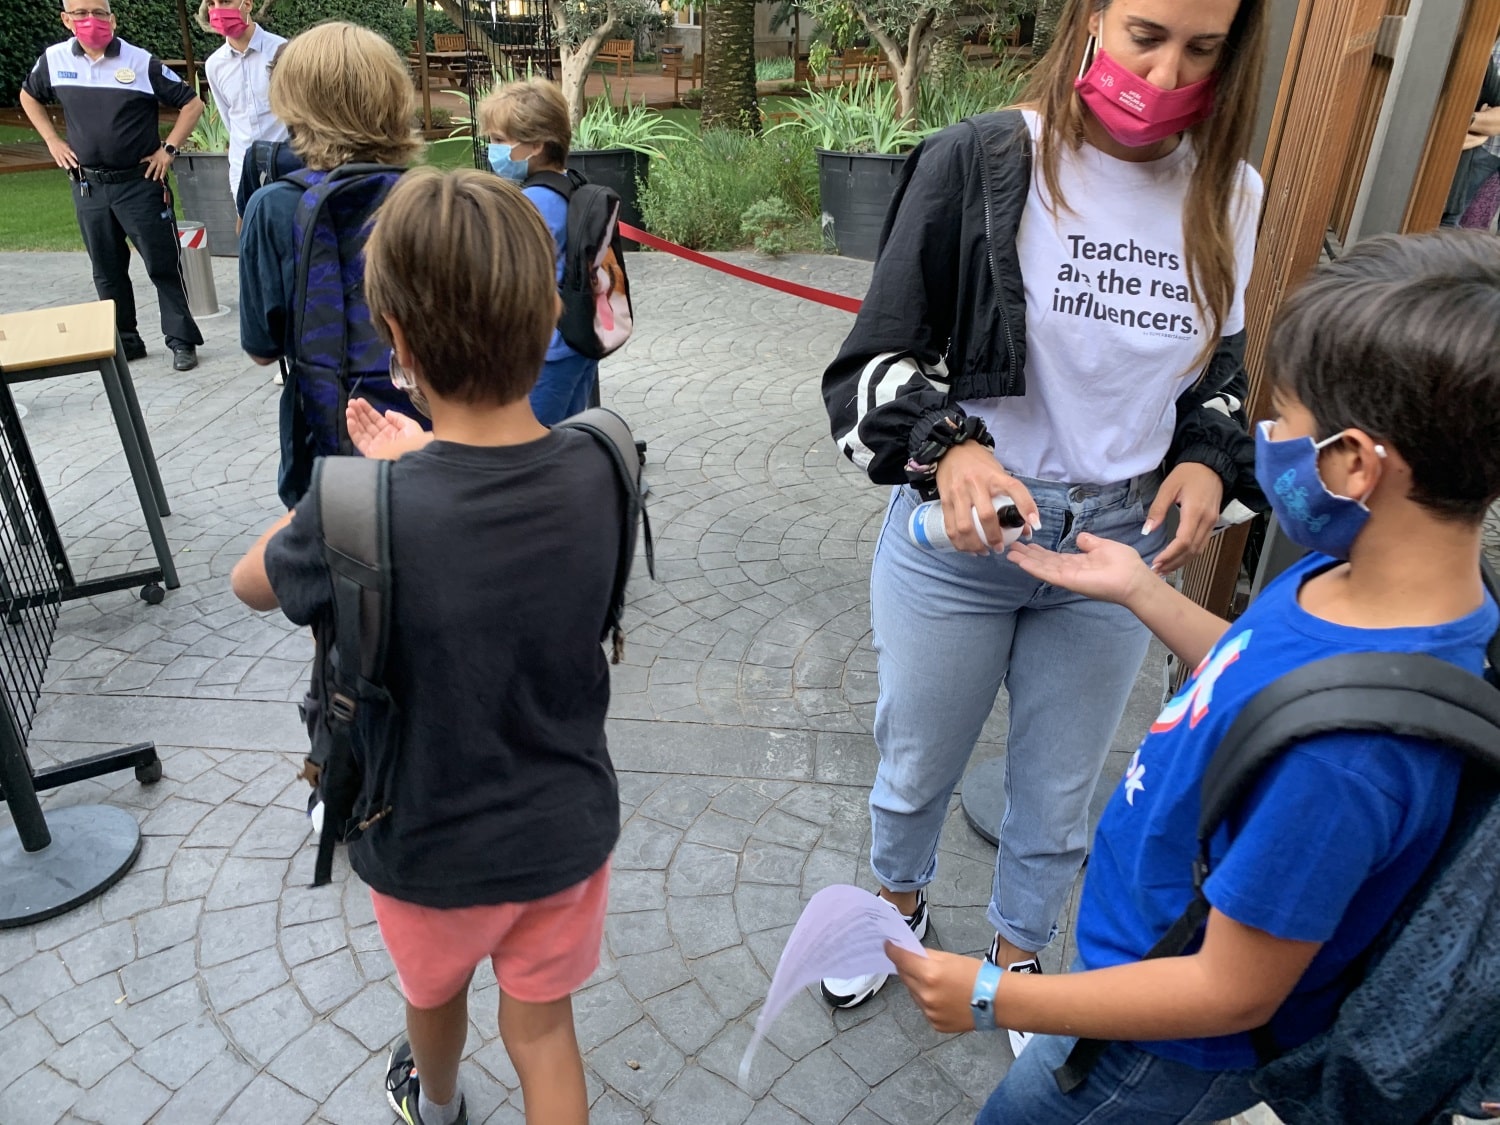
top-left (755, 56), bottom-right (795, 83)
top-left (259, 0), bottom-right (411, 53)
top-left (640, 127), bottom-right (818, 250)
top-left (741, 196), bottom-right (800, 256)
top-left (1, 6), bottom-right (65, 109)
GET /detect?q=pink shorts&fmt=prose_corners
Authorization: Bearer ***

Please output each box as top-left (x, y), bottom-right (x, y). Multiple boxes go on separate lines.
top-left (371, 860), bottom-right (611, 1009)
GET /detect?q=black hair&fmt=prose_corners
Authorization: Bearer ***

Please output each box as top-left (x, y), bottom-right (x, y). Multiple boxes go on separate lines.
top-left (1269, 230), bottom-right (1500, 522)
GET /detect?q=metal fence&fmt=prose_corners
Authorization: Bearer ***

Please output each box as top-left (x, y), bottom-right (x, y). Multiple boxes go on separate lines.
top-left (459, 0), bottom-right (558, 164)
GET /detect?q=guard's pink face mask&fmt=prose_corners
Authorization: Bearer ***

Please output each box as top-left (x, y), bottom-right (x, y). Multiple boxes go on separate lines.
top-left (1074, 40), bottom-right (1217, 149)
top-left (70, 16), bottom-right (116, 52)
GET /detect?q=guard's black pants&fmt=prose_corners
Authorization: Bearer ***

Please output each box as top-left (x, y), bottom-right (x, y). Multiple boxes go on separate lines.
top-left (71, 173), bottom-right (203, 351)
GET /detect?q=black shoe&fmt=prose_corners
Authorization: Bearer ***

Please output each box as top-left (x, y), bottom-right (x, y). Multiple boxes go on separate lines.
top-left (171, 346), bottom-right (198, 371)
top-left (385, 1039), bottom-right (469, 1125)
top-left (122, 339), bottom-right (147, 362)
top-left (986, 934), bottom-right (1042, 1058)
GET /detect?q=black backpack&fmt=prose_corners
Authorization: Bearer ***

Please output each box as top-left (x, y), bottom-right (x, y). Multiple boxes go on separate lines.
top-left (523, 169), bottom-right (635, 360)
top-left (298, 408), bottom-right (654, 886)
top-left (1056, 566), bottom-right (1500, 1124)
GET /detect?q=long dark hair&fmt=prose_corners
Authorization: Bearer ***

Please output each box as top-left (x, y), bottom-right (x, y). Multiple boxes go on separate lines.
top-left (1021, 0), bottom-right (1269, 369)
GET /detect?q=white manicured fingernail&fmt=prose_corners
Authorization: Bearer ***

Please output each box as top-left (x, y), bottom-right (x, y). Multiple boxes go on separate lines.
top-left (1141, 520), bottom-right (1155, 536)
top-left (1029, 515), bottom-right (1042, 531)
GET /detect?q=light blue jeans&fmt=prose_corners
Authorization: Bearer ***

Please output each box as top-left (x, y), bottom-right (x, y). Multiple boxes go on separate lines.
top-left (869, 478), bottom-right (1166, 951)
top-left (977, 1031), bottom-right (1259, 1124)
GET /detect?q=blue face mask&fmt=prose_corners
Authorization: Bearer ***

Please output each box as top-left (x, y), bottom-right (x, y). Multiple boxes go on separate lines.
top-left (487, 142), bottom-right (529, 183)
top-left (1254, 420), bottom-right (1386, 561)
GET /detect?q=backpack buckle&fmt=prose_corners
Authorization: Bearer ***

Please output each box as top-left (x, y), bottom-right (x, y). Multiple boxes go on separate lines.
top-left (329, 692), bottom-right (358, 724)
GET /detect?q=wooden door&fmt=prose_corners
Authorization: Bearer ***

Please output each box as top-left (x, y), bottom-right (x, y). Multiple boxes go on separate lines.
top-left (1180, 0), bottom-right (1390, 618)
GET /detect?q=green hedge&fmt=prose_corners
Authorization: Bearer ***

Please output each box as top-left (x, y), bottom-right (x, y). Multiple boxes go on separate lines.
top-left (3, 0), bottom-right (412, 107)
top-left (259, 0), bottom-right (412, 54)
top-left (1, 7), bottom-right (73, 108)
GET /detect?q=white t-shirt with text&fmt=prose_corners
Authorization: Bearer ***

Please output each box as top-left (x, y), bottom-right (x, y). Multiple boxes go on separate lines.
top-left (962, 110), bottom-right (1262, 486)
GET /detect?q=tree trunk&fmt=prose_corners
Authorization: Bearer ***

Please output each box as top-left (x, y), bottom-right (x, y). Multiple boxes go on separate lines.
top-left (554, 5), bottom-right (619, 127)
top-left (1032, 0), bottom-right (1066, 58)
top-left (701, 0), bottom-right (761, 131)
top-left (866, 8), bottom-right (936, 127)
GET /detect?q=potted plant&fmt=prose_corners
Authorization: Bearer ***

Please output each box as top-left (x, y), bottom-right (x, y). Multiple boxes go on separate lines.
top-left (570, 91), bottom-right (688, 248)
top-left (173, 92), bottom-right (240, 257)
top-left (771, 71), bottom-right (923, 259)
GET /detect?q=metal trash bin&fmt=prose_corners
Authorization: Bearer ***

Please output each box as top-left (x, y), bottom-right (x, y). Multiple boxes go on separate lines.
top-left (177, 221), bottom-right (224, 319)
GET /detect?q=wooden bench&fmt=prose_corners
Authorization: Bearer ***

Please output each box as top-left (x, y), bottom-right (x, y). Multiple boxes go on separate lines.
top-left (665, 51), bottom-right (703, 100)
top-left (598, 39), bottom-right (635, 77)
top-left (962, 43), bottom-right (998, 66)
top-left (433, 33), bottom-right (466, 53)
top-left (830, 49), bottom-right (891, 84)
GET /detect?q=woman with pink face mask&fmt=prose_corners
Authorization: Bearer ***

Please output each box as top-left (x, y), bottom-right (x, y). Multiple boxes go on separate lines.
top-left (817, 0), bottom-right (1269, 1077)
top-left (201, 0), bottom-right (288, 202)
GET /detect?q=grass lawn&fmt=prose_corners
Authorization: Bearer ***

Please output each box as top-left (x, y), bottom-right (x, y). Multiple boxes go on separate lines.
top-left (0, 170), bottom-right (83, 252)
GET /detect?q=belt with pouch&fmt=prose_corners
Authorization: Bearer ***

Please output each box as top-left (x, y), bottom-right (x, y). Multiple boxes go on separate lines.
top-left (78, 164), bottom-right (148, 184)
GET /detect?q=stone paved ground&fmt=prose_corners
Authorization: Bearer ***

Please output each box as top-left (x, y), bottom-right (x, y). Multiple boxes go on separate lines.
top-left (0, 245), bottom-right (1272, 1125)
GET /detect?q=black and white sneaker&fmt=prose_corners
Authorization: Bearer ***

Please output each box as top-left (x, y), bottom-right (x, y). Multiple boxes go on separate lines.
top-left (820, 888), bottom-right (929, 1009)
top-left (385, 1039), bottom-right (469, 1125)
top-left (986, 934), bottom-right (1042, 1058)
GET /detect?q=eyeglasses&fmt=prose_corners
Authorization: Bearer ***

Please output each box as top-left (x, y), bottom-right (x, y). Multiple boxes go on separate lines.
top-left (65, 9), bottom-right (113, 18)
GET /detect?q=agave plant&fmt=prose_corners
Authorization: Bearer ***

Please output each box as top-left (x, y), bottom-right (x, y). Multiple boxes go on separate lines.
top-left (768, 69), bottom-right (925, 154)
top-left (185, 89), bottom-right (231, 153)
top-left (917, 58), bottom-right (1031, 130)
top-left (572, 86), bottom-right (690, 157)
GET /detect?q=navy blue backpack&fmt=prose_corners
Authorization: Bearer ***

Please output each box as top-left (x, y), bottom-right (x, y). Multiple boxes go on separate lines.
top-left (282, 165), bottom-right (428, 501)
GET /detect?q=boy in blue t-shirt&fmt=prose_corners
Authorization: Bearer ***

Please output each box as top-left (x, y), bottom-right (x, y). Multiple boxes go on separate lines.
top-left (886, 230), bottom-right (1500, 1122)
top-left (477, 79), bottom-right (599, 425)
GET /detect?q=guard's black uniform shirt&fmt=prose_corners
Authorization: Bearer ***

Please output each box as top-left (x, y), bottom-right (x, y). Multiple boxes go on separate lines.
top-left (22, 36), bottom-right (194, 170)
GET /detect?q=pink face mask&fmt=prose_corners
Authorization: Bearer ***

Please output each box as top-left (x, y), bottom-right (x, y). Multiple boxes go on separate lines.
top-left (208, 7), bottom-right (250, 39)
top-left (1074, 40), bottom-right (1217, 149)
top-left (71, 16), bottom-right (115, 52)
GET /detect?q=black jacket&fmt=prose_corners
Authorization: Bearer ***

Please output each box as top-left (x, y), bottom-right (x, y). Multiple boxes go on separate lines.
top-left (822, 110), bottom-right (1263, 508)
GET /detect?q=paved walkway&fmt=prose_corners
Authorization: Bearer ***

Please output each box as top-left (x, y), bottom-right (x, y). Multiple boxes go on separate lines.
top-left (0, 246), bottom-right (1442, 1125)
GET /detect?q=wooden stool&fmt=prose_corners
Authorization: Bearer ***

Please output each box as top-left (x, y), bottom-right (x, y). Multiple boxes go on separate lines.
top-left (0, 300), bottom-right (178, 604)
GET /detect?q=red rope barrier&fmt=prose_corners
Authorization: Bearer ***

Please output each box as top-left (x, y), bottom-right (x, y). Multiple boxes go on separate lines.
top-left (619, 223), bottom-right (864, 315)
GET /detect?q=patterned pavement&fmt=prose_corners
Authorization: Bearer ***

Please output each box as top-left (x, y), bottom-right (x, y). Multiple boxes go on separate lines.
top-left (0, 242), bottom-right (1435, 1125)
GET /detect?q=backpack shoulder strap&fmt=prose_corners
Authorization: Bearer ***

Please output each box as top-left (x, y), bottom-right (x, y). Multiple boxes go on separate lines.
top-left (307, 454), bottom-right (390, 886)
top-left (314, 455), bottom-right (392, 695)
top-left (555, 408), bottom-right (655, 660)
top-left (1056, 639), bottom-right (1500, 1096)
top-left (1199, 651), bottom-right (1500, 841)
top-left (523, 169), bottom-right (577, 199)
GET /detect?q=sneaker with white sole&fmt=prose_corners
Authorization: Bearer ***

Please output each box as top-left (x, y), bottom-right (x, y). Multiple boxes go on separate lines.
top-left (986, 934), bottom-right (1042, 1057)
top-left (820, 888), bottom-right (929, 1009)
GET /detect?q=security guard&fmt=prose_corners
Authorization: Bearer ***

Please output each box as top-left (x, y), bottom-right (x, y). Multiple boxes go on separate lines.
top-left (19, 1), bottom-right (207, 370)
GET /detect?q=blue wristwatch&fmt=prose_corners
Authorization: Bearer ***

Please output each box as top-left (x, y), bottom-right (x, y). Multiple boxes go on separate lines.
top-left (970, 960), bottom-right (1003, 1031)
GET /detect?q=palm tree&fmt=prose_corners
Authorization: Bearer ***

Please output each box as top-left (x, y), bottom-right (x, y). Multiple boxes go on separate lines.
top-left (1031, 0), bottom-right (1065, 58)
top-left (700, 0), bottom-right (761, 131)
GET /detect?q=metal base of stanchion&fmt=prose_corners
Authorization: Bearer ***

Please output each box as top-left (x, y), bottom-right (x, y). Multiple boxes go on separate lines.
top-left (0, 804), bottom-right (142, 929)
top-left (961, 756), bottom-right (1006, 846)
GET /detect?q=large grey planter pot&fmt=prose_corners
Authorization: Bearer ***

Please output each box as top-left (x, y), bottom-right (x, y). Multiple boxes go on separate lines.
top-left (173, 151), bottom-right (239, 257)
top-left (817, 149), bottom-right (906, 260)
top-left (568, 148), bottom-right (649, 251)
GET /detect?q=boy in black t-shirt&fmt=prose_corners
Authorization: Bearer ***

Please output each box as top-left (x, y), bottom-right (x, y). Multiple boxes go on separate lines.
top-left (231, 167), bottom-right (621, 1125)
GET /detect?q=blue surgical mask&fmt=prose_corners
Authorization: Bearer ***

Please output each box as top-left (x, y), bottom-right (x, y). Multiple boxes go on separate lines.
top-left (1254, 420), bottom-right (1386, 560)
top-left (487, 142), bottom-right (529, 183)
